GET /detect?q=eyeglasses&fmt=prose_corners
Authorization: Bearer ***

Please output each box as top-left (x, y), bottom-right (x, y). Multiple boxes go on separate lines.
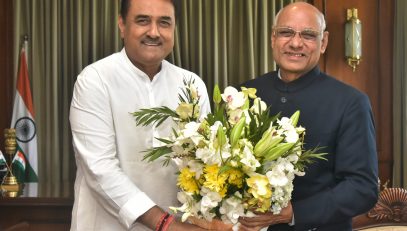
top-left (273, 27), bottom-right (321, 42)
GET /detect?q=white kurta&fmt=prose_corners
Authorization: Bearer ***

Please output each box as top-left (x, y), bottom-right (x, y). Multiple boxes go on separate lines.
top-left (69, 49), bottom-right (211, 231)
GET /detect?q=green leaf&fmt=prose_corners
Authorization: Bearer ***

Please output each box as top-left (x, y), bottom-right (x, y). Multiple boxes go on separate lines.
top-left (155, 137), bottom-right (174, 144)
top-left (179, 78), bottom-right (196, 103)
top-left (132, 106), bottom-right (179, 127)
top-left (205, 104), bottom-right (226, 126)
top-left (295, 146), bottom-right (328, 172)
top-left (215, 104), bottom-right (227, 124)
top-left (142, 146), bottom-right (173, 166)
top-left (247, 107), bottom-right (279, 145)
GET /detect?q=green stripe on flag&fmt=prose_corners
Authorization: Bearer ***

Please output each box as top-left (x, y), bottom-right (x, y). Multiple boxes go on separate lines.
top-left (12, 147), bottom-right (38, 183)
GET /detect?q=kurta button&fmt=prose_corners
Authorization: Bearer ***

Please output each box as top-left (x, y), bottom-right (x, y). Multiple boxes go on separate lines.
top-left (281, 96), bottom-right (287, 103)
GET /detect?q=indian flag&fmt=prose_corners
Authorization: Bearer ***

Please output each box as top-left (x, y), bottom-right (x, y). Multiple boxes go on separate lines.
top-left (0, 150), bottom-right (7, 172)
top-left (10, 46), bottom-right (38, 185)
top-left (12, 149), bottom-right (27, 180)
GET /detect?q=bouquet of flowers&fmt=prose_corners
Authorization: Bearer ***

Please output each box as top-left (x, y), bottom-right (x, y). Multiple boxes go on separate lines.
top-left (132, 79), bottom-right (325, 227)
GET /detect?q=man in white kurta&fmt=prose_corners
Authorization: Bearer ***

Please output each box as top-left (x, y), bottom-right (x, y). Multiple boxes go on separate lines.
top-left (70, 0), bottom-right (212, 230)
top-left (69, 48), bottom-right (211, 230)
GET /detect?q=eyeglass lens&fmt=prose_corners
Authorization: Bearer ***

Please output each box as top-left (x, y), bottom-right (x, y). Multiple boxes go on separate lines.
top-left (275, 27), bottom-right (320, 41)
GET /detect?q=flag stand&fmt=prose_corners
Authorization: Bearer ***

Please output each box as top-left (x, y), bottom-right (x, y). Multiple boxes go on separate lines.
top-left (1, 129), bottom-right (21, 197)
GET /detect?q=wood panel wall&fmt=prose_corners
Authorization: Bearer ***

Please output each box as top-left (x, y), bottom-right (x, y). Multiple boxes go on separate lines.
top-left (313, 0), bottom-right (394, 185)
top-left (0, 0), bottom-right (13, 152)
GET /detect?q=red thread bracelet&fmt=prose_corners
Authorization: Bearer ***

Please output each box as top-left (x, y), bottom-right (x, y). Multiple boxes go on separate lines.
top-left (161, 214), bottom-right (174, 231)
top-left (156, 212), bottom-right (169, 231)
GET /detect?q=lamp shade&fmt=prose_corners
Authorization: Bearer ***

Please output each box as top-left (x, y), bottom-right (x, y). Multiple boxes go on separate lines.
top-left (345, 8), bottom-right (362, 71)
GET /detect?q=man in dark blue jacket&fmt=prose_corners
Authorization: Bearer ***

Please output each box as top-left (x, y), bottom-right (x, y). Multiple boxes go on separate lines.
top-left (239, 2), bottom-right (378, 231)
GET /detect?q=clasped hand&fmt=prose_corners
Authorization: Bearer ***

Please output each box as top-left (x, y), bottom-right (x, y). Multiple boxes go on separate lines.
top-left (187, 202), bottom-right (293, 231)
top-left (238, 201), bottom-right (293, 231)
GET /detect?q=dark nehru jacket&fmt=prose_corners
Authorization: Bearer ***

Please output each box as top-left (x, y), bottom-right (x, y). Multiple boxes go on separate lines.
top-left (242, 67), bottom-right (379, 231)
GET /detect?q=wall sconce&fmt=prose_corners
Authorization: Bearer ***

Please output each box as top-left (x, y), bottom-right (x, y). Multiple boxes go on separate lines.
top-left (345, 8), bottom-right (362, 72)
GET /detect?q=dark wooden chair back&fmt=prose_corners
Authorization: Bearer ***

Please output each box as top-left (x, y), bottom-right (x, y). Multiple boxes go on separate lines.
top-left (352, 187), bottom-right (407, 230)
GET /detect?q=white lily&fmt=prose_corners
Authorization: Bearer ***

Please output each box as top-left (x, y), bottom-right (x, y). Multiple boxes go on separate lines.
top-left (284, 128), bottom-right (299, 143)
top-left (240, 146), bottom-right (260, 172)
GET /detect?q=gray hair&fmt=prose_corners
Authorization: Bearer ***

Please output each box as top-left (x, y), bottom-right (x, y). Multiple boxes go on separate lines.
top-left (273, 4), bottom-right (326, 32)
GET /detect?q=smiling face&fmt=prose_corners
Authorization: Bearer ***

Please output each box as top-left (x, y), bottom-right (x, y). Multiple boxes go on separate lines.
top-left (271, 2), bottom-right (328, 82)
top-left (118, 0), bottom-right (175, 75)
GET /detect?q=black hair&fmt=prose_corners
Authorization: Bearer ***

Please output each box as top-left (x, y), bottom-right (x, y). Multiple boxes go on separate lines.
top-left (120, 0), bottom-right (180, 22)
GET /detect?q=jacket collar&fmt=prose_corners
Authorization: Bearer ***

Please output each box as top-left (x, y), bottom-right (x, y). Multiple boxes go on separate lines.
top-left (274, 66), bottom-right (321, 93)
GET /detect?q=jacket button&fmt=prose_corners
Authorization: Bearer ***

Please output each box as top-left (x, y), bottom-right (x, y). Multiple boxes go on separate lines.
top-left (281, 97), bottom-right (287, 103)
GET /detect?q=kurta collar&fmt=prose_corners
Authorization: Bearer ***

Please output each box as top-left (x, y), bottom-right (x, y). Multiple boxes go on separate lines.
top-left (274, 67), bottom-right (321, 93)
top-left (120, 48), bottom-right (165, 81)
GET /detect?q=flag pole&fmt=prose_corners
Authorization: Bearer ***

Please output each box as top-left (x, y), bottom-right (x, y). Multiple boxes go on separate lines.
top-left (23, 35), bottom-right (28, 69)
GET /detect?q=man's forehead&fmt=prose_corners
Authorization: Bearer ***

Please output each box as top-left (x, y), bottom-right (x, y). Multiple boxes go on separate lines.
top-left (129, 0), bottom-right (175, 17)
top-left (277, 10), bottom-right (321, 29)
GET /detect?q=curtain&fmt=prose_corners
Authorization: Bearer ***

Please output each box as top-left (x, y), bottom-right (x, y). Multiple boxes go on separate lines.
top-left (170, 0), bottom-right (288, 93)
top-left (13, 0), bottom-right (121, 197)
top-left (12, 0), bottom-right (297, 197)
top-left (393, 0), bottom-right (407, 188)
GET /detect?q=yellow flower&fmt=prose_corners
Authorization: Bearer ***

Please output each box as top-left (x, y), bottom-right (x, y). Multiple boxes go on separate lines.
top-left (241, 87), bottom-right (257, 99)
top-left (226, 168), bottom-right (244, 188)
top-left (176, 102), bottom-right (199, 120)
top-left (246, 174), bottom-right (272, 199)
top-left (203, 165), bottom-right (228, 197)
top-left (178, 167), bottom-right (200, 194)
top-left (246, 196), bottom-right (271, 212)
top-left (245, 174), bottom-right (272, 212)
top-left (258, 197), bottom-right (271, 212)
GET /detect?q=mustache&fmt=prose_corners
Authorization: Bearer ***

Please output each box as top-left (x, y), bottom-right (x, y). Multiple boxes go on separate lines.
top-left (142, 36), bottom-right (161, 44)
